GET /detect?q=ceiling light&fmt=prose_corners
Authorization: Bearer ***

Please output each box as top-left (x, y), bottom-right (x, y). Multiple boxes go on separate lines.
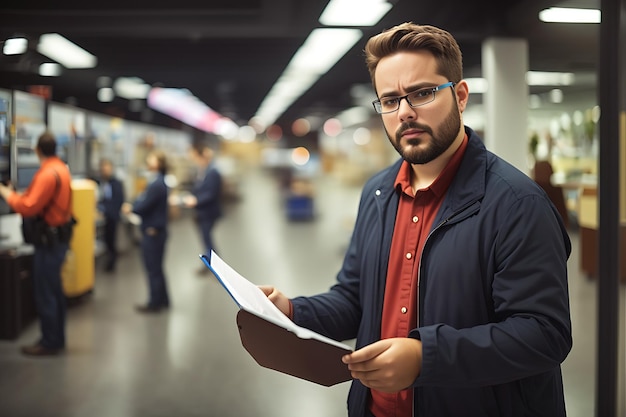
top-left (113, 77), bottom-right (151, 99)
top-left (290, 28), bottom-right (362, 73)
top-left (3, 37), bottom-right (28, 55)
top-left (526, 71), bottom-right (574, 86)
top-left (37, 33), bottom-right (97, 68)
top-left (539, 7), bottom-right (600, 23)
top-left (254, 28), bottom-right (362, 127)
top-left (98, 88), bottom-right (114, 102)
top-left (319, 0), bottom-right (393, 26)
top-left (39, 62), bottom-right (62, 77)
top-left (549, 89), bottom-right (564, 103)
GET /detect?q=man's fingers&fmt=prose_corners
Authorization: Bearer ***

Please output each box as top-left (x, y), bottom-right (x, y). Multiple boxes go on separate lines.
top-left (342, 339), bottom-right (389, 365)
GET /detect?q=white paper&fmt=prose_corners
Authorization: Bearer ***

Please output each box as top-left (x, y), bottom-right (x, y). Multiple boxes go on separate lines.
top-left (201, 251), bottom-right (353, 351)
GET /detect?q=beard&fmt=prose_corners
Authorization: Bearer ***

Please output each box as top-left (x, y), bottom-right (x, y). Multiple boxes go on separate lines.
top-left (386, 101), bottom-right (461, 165)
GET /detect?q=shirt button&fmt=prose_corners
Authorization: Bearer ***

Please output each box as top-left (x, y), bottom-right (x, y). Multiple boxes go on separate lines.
top-left (401, 307), bottom-right (407, 314)
top-left (375, 189), bottom-right (381, 196)
top-left (406, 252), bottom-right (412, 260)
top-left (412, 216), bottom-right (419, 223)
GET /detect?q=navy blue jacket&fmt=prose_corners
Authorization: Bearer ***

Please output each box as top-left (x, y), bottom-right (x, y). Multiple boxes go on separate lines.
top-left (291, 127), bottom-right (572, 417)
top-left (192, 163), bottom-right (222, 222)
top-left (132, 174), bottom-right (168, 232)
top-left (98, 177), bottom-right (125, 221)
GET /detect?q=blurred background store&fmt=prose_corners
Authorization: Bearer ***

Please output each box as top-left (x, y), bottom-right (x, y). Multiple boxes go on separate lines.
top-left (0, 1), bottom-right (624, 416)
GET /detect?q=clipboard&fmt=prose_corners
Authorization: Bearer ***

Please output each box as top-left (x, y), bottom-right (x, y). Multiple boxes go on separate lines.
top-left (200, 251), bottom-right (353, 387)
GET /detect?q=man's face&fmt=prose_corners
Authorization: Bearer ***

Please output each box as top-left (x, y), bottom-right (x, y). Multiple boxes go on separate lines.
top-left (188, 149), bottom-right (203, 166)
top-left (374, 51), bottom-right (467, 165)
top-left (100, 162), bottom-right (113, 178)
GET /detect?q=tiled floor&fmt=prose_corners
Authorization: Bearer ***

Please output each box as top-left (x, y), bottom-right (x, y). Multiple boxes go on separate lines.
top-left (0, 167), bottom-right (624, 417)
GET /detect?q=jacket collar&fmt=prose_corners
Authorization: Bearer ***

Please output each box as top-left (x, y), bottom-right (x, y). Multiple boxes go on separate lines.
top-left (374, 126), bottom-right (486, 202)
top-left (442, 126), bottom-right (487, 214)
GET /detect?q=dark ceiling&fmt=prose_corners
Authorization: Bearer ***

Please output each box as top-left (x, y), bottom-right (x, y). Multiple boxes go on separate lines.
top-left (0, 0), bottom-right (600, 131)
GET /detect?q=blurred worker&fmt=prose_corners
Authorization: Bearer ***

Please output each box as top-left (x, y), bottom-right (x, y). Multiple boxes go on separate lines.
top-left (122, 150), bottom-right (170, 313)
top-left (97, 158), bottom-right (125, 272)
top-left (261, 22), bottom-right (572, 417)
top-left (0, 132), bottom-right (74, 356)
top-left (184, 141), bottom-right (223, 275)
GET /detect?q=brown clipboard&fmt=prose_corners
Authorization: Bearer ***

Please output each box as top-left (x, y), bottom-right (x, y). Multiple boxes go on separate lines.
top-left (236, 309), bottom-right (353, 387)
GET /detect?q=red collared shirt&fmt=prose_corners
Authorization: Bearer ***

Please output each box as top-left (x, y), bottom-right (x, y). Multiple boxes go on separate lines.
top-left (370, 135), bottom-right (468, 417)
top-left (7, 157), bottom-right (73, 226)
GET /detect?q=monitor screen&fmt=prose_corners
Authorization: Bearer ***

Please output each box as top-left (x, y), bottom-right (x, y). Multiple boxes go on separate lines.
top-left (16, 166), bottom-right (38, 190)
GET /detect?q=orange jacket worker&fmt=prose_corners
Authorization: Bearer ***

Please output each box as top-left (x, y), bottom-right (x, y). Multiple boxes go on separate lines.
top-left (0, 131), bottom-right (73, 356)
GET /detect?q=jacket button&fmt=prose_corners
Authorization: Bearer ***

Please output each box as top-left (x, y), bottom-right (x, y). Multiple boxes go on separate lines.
top-left (375, 189), bottom-right (381, 196)
top-left (405, 252), bottom-right (412, 259)
top-left (401, 307), bottom-right (407, 314)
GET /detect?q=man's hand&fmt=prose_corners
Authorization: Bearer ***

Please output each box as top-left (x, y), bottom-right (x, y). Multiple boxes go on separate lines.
top-left (182, 194), bottom-right (197, 208)
top-left (342, 337), bottom-right (422, 393)
top-left (259, 285), bottom-right (291, 317)
top-left (121, 202), bottom-right (133, 215)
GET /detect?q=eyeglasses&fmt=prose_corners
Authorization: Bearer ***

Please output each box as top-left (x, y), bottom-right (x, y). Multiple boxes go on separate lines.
top-left (372, 82), bottom-right (456, 114)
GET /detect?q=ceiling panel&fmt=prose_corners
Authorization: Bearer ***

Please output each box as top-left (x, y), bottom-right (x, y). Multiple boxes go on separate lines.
top-left (0, 0), bottom-right (599, 130)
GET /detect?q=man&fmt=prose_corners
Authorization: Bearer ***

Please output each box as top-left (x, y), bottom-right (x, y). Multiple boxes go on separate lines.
top-left (97, 158), bottom-right (125, 272)
top-left (262, 23), bottom-right (572, 417)
top-left (183, 142), bottom-right (222, 274)
top-left (0, 132), bottom-right (73, 356)
top-left (122, 150), bottom-right (170, 313)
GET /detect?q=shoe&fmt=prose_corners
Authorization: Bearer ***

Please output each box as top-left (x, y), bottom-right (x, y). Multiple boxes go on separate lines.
top-left (21, 344), bottom-right (62, 356)
top-left (134, 304), bottom-right (162, 314)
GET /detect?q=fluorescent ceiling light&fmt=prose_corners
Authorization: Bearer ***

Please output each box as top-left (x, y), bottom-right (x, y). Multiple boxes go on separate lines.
top-left (539, 7), bottom-right (600, 23)
top-left (37, 33), bottom-right (97, 68)
top-left (113, 77), bottom-right (151, 99)
top-left (319, 0), bottom-right (393, 26)
top-left (465, 72), bottom-right (575, 93)
top-left (290, 29), bottom-right (362, 73)
top-left (3, 37), bottom-right (28, 55)
top-left (39, 62), bottom-right (62, 77)
top-left (526, 71), bottom-right (574, 86)
top-left (254, 28), bottom-right (362, 127)
top-left (98, 87), bottom-right (114, 102)
top-left (549, 89), bottom-right (564, 103)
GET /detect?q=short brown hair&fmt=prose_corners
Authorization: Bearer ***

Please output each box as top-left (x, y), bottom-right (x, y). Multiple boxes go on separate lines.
top-left (364, 22), bottom-right (463, 92)
top-left (190, 141), bottom-right (211, 157)
top-left (149, 150), bottom-right (168, 175)
top-left (36, 131), bottom-right (57, 157)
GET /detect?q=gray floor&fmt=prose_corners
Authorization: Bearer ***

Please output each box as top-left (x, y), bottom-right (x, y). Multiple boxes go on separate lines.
top-left (0, 167), bottom-right (624, 417)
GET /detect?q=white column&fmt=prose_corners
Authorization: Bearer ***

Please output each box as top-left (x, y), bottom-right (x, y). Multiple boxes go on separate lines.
top-left (481, 38), bottom-right (529, 174)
